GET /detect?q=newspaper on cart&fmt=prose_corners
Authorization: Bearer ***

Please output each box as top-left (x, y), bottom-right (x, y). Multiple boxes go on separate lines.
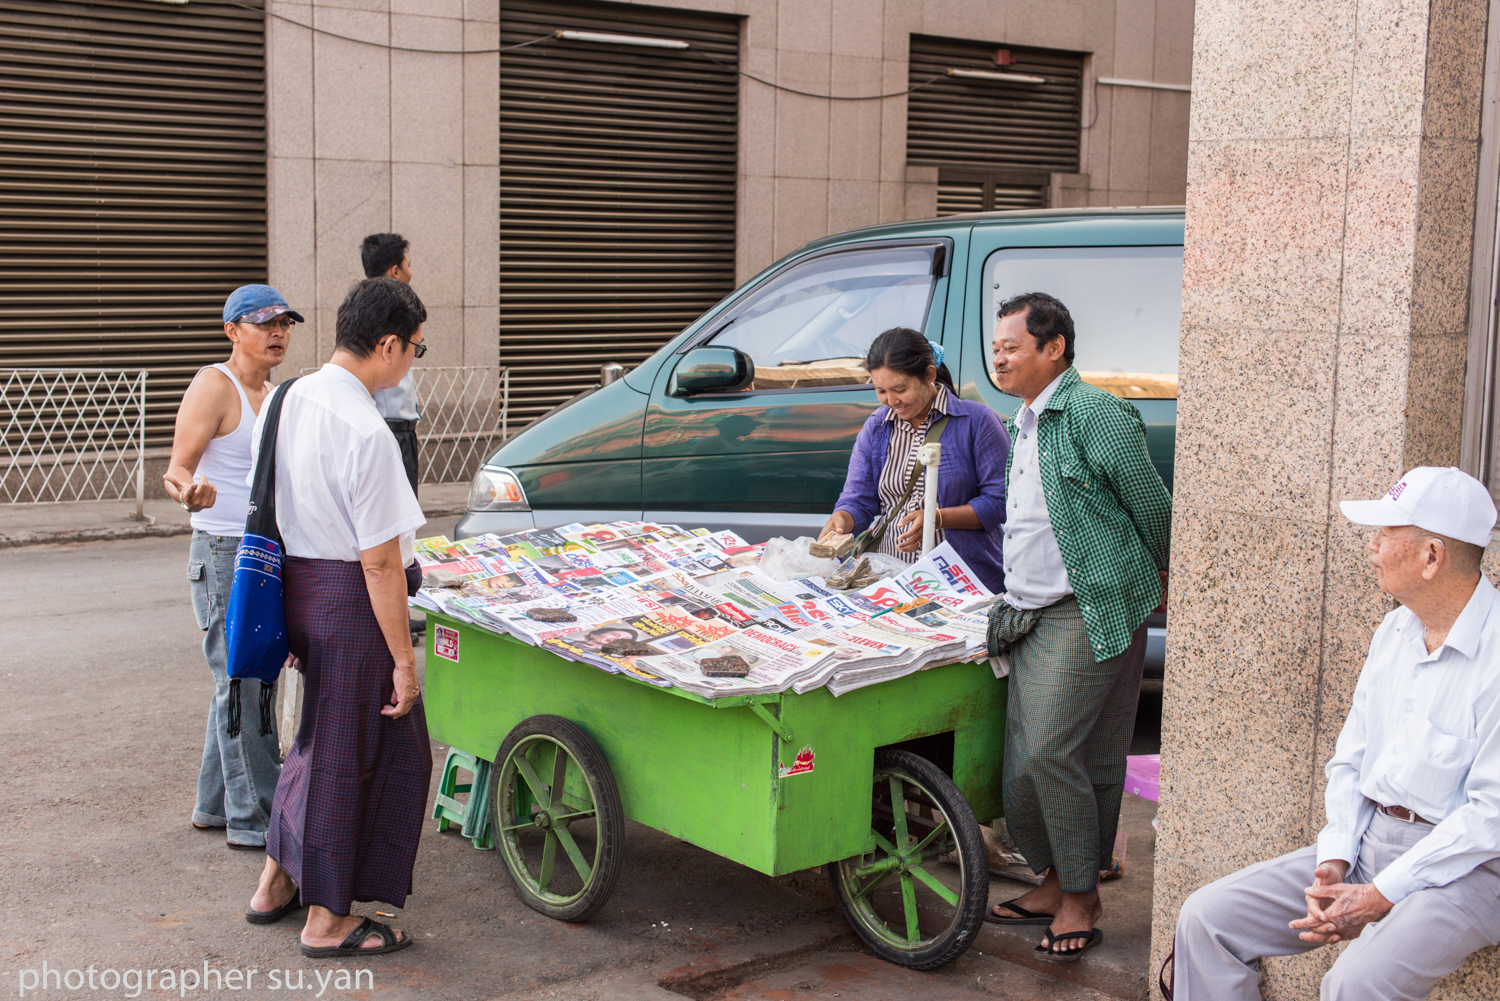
top-left (412, 525), bottom-right (999, 700)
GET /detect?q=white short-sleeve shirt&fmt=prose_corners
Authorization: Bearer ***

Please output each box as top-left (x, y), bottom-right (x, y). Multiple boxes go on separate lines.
top-left (249, 362), bottom-right (426, 563)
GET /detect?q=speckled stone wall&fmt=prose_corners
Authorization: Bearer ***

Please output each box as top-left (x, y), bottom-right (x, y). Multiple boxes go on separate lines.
top-left (1150, 1), bottom-right (1494, 998)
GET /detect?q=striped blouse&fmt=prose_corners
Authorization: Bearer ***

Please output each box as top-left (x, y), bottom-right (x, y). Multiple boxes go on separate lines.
top-left (874, 384), bottom-right (951, 562)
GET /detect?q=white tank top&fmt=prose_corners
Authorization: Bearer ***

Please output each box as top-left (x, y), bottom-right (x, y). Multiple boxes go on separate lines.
top-left (190, 363), bottom-right (258, 537)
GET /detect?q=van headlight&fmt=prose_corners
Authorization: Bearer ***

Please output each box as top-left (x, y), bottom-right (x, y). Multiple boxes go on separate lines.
top-left (467, 467), bottom-right (530, 512)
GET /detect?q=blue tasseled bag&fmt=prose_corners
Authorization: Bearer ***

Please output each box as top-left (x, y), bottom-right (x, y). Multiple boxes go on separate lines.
top-left (225, 378), bottom-right (297, 686)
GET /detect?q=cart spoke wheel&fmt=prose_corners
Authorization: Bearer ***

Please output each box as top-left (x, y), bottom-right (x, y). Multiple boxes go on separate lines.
top-left (888, 777), bottom-right (911, 845)
top-left (537, 830), bottom-right (558, 891)
top-left (911, 819), bottom-right (951, 858)
top-left (490, 715), bottom-right (624, 922)
top-left (908, 862), bottom-right (960, 906)
top-left (512, 755), bottom-right (552, 808)
top-left (900, 872), bottom-right (920, 944)
top-left (849, 866), bottom-right (894, 901)
top-left (829, 750), bottom-right (987, 970)
top-left (560, 832), bottom-right (595, 885)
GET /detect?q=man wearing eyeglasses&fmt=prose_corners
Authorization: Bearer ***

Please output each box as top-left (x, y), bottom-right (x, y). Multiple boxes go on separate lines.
top-left (164, 284), bottom-right (304, 851)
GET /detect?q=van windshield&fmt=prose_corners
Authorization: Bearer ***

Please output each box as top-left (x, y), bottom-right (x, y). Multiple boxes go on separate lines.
top-left (710, 246), bottom-right (939, 391)
top-left (984, 246), bottom-right (1183, 399)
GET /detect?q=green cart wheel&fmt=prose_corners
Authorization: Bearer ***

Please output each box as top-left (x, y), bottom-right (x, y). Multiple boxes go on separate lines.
top-left (489, 714), bottom-right (625, 922)
top-left (829, 749), bottom-right (988, 969)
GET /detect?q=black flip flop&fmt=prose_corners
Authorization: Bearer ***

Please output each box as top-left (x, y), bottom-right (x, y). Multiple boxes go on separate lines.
top-left (245, 893), bottom-right (301, 925)
top-left (1035, 928), bottom-right (1103, 963)
top-left (226, 841), bottom-right (264, 851)
top-left (300, 917), bottom-right (412, 959)
top-left (984, 897), bottom-right (1056, 925)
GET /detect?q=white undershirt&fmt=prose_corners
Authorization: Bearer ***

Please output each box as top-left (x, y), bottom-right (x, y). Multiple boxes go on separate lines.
top-left (1001, 370), bottom-right (1073, 610)
top-left (190, 364), bottom-right (256, 537)
top-left (249, 362), bottom-right (425, 564)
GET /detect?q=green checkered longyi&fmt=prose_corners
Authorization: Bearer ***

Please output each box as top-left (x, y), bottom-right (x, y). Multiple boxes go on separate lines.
top-left (1002, 597), bottom-right (1146, 891)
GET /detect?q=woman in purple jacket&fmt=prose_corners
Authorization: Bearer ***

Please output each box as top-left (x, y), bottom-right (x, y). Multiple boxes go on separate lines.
top-left (821, 328), bottom-right (1010, 593)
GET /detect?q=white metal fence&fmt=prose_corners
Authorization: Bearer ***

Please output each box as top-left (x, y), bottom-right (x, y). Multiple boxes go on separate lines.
top-left (415, 366), bottom-right (511, 484)
top-left (1, 369), bottom-right (149, 513)
top-left (0, 364), bottom-right (508, 512)
top-left (302, 365), bottom-right (511, 485)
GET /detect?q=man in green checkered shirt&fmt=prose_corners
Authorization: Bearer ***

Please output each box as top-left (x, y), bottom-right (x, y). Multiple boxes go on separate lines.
top-left (983, 292), bottom-right (1172, 962)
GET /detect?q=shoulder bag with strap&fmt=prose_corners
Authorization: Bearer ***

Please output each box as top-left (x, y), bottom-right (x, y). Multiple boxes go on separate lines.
top-left (224, 378), bottom-right (298, 734)
top-left (851, 413), bottom-right (950, 558)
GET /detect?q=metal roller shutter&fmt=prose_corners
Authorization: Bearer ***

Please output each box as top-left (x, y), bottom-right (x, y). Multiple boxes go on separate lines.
top-left (936, 169), bottom-right (1051, 214)
top-left (0, 0), bottom-right (267, 449)
top-left (500, 0), bottom-right (739, 425)
top-left (906, 35), bottom-right (1083, 214)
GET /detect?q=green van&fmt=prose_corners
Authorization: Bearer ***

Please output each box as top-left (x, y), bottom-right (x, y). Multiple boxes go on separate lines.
top-left (459, 205), bottom-right (1183, 545)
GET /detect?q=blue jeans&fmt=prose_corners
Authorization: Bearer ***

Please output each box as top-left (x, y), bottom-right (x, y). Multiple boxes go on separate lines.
top-left (188, 530), bottom-right (281, 845)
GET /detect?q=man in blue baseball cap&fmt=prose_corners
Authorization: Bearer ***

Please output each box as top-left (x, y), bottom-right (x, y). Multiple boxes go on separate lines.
top-left (220, 284), bottom-right (307, 330)
top-left (163, 283), bottom-right (303, 850)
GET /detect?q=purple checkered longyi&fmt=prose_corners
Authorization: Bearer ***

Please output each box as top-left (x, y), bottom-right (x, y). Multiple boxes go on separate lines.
top-left (266, 558), bottom-right (431, 914)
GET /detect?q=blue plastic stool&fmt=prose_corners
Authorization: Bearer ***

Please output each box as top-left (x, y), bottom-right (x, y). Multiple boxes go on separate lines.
top-left (432, 748), bottom-right (494, 850)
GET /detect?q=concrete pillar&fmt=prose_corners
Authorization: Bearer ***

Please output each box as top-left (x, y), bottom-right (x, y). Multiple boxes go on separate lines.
top-left (1151, 0), bottom-right (1493, 997)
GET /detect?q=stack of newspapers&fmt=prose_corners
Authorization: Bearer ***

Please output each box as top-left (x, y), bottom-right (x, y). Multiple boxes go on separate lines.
top-left (411, 521), bottom-right (999, 700)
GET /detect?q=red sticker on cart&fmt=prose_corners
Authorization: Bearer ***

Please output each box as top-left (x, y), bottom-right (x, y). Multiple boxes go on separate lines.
top-left (779, 745), bottom-right (815, 778)
top-left (434, 625), bottom-right (460, 662)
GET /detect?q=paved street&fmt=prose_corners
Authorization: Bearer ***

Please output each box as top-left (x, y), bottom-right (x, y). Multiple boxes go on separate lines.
top-left (0, 532), bottom-right (1154, 1000)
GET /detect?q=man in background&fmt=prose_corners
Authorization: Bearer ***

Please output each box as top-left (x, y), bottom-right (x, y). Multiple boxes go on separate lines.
top-left (361, 233), bottom-right (421, 497)
top-left (362, 234), bottom-right (425, 643)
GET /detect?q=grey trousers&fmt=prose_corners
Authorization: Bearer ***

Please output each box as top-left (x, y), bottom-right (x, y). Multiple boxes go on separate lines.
top-left (1002, 596), bottom-right (1148, 892)
top-left (1174, 812), bottom-right (1500, 1000)
top-left (188, 531), bottom-right (281, 844)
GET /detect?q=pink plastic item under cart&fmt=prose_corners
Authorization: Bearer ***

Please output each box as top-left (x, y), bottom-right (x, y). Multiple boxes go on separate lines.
top-left (1125, 753), bottom-right (1160, 802)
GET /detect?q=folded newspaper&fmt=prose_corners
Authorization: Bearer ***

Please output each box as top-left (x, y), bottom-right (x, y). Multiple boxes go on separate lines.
top-left (412, 525), bottom-right (1000, 700)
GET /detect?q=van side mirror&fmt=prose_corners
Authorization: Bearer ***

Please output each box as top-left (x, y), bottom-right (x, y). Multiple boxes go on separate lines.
top-left (668, 347), bottom-right (755, 397)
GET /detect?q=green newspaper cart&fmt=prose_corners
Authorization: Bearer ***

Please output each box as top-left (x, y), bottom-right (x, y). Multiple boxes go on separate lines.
top-left (423, 610), bottom-right (1007, 969)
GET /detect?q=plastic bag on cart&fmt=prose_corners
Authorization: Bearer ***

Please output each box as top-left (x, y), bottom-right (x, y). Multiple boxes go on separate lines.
top-left (861, 552), bottom-right (911, 579)
top-left (759, 538), bottom-right (914, 584)
top-left (758, 537), bottom-right (839, 581)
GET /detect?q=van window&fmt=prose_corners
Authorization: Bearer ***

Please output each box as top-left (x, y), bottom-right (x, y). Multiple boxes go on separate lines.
top-left (984, 246), bottom-right (1183, 398)
top-left (710, 246), bottom-right (939, 391)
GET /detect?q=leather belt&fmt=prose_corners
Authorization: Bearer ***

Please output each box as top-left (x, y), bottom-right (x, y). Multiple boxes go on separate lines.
top-left (384, 419), bottom-right (417, 432)
top-left (1379, 804), bottom-right (1432, 825)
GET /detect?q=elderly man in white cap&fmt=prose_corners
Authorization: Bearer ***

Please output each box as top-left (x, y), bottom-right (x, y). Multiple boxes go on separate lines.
top-left (1170, 467), bottom-right (1500, 1000)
